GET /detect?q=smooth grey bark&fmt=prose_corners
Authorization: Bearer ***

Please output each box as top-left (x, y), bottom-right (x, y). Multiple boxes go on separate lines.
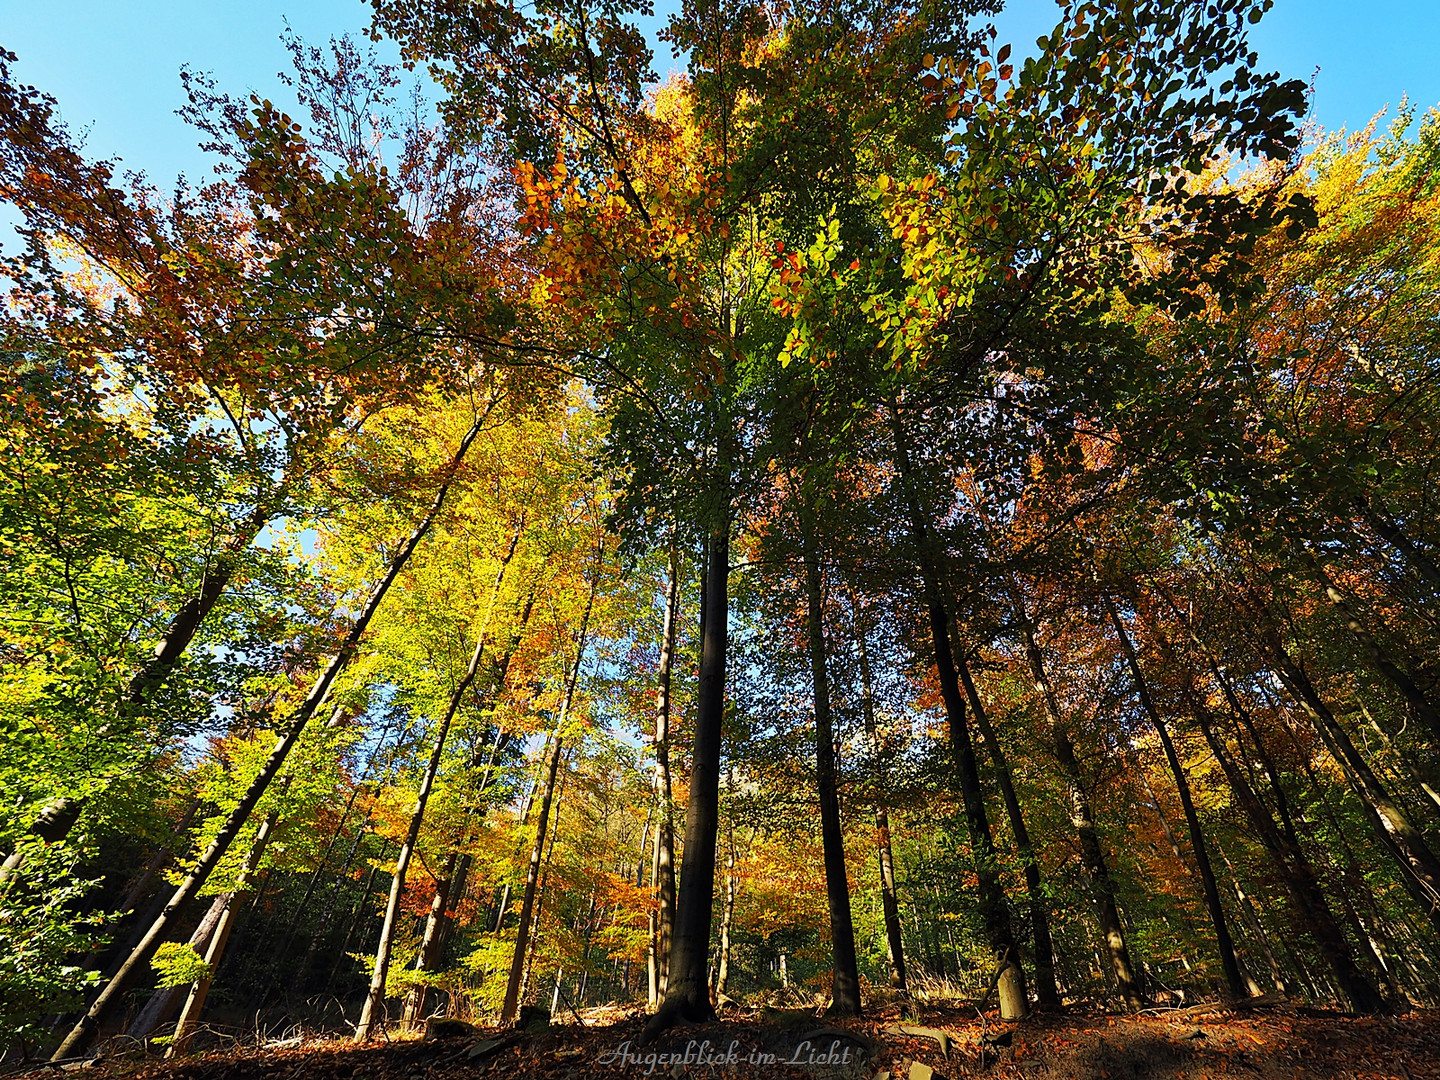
top-left (854, 611), bottom-right (907, 992)
top-left (801, 520), bottom-right (862, 1016)
top-left (648, 541), bottom-right (679, 1011)
top-left (643, 525), bottom-right (729, 1040)
top-left (166, 812), bottom-right (279, 1056)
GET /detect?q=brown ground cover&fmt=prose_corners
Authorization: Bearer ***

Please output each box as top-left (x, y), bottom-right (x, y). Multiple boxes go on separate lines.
top-left (20, 1002), bottom-right (1439, 1080)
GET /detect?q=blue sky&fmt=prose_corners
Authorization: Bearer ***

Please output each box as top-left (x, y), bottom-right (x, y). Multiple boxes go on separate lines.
top-left (0, 0), bottom-right (1435, 189)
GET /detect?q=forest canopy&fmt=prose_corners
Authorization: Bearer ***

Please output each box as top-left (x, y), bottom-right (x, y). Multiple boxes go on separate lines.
top-left (2, 0), bottom-right (1439, 1066)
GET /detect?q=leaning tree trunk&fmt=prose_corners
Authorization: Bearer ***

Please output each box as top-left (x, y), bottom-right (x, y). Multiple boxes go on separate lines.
top-left (1263, 629), bottom-right (1440, 928)
top-left (643, 524), bottom-right (730, 1040)
top-left (855, 611), bottom-right (907, 992)
top-left (355, 525), bottom-right (523, 1042)
top-left (166, 811), bottom-right (279, 1057)
top-left (1107, 599), bottom-right (1246, 999)
top-left (955, 648), bottom-right (1060, 1006)
top-left (51, 410), bottom-right (492, 1062)
top-left (713, 823), bottom-right (737, 999)
top-left (499, 544), bottom-right (601, 1023)
top-left (801, 517), bottom-right (863, 1015)
top-left (649, 541), bottom-right (679, 1011)
top-left (886, 398), bottom-right (1027, 1018)
top-left (1020, 616), bottom-right (1144, 1011)
top-left (1186, 679), bottom-right (1385, 1012)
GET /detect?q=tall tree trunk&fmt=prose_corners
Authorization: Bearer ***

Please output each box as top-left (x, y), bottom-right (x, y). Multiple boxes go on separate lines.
top-left (52, 409), bottom-right (491, 1062)
top-left (643, 524), bottom-right (729, 1039)
top-left (122, 891), bottom-right (229, 1042)
top-left (1263, 630), bottom-right (1440, 928)
top-left (400, 851), bottom-right (458, 1030)
top-left (855, 611), bottom-right (907, 992)
top-left (356, 525), bottom-right (525, 1041)
top-left (649, 542), bottom-right (679, 1011)
top-left (801, 520), bottom-right (862, 1016)
top-left (1356, 497), bottom-right (1440, 591)
top-left (1019, 616), bottom-right (1144, 1010)
top-left (499, 546), bottom-right (601, 1022)
top-left (166, 812), bottom-right (279, 1057)
top-left (1106, 599), bottom-right (1246, 999)
top-left (1185, 682), bottom-right (1384, 1012)
top-left (955, 647), bottom-right (1060, 1006)
top-left (885, 398), bottom-right (1028, 1018)
top-left (1303, 556), bottom-right (1440, 742)
top-left (713, 824), bottom-right (736, 999)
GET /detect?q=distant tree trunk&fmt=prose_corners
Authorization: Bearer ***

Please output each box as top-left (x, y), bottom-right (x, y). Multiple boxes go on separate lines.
top-left (1106, 599), bottom-right (1246, 999)
top-left (52, 408), bottom-right (492, 1062)
top-left (886, 398), bottom-right (1027, 1018)
top-left (713, 824), bottom-right (736, 1000)
top-left (1356, 497), bottom-right (1440, 591)
top-left (1020, 616), bottom-right (1144, 1010)
top-left (955, 646), bottom-right (1060, 1006)
top-left (649, 542), bottom-right (679, 1011)
top-left (353, 519), bottom-right (524, 1042)
top-left (801, 519), bottom-right (862, 1016)
top-left (500, 544), bottom-right (601, 1023)
top-left (166, 812), bottom-right (280, 1056)
top-left (643, 522), bottom-right (729, 1039)
top-left (1303, 556), bottom-right (1440, 742)
top-left (855, 612), bottom-right (907, 992)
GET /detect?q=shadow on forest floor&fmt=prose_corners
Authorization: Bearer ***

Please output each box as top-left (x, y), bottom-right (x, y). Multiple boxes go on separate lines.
top-left (13, 1000), bottom-right (1440, 1080)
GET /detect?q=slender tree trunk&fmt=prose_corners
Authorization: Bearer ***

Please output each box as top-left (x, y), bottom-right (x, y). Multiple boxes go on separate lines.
top-left (356, 525), bottom-right (523, 1041)
top-left (166, 812), bottom-right (279, 1056)
top-left (801, 520), bottom-right (862, 1015)
top-left (52, 410), bottom-right (491, 1062)
top-left (123, 891), bottom-right (229, 1041)
top-left (1357, 498), bottom-right (1440, 591)
top-left (643, 523), bottom-right (729, 1038)
top-left (500, 546), bottom-right (601, 1022)
top-left (1303, 556), bottom-right (1440, 741)
top-left (713, 825), bottom-right (736, 999)
top-left (1020, 616), bottom-right (1143, 1010)
top-left (956, 647), bottom-right (1060, 1006)
top-left (400, 851), bottom-right (458, 1030)
top-left (855, 612), bottom-right (907, 992)
top-left (1263, 630), bottom-right (1440, 928)
top-left (885, 399), bottom-right (1027, 1018)
top-left (649, 542), bottom-right (679, 1011)
top-left (1186, 682), bottom-right (1384, 1012)
top-left (1106, 599), bottom-right (1245, 999)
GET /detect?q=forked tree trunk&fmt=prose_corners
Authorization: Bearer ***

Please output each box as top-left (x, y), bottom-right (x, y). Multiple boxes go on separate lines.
top-left (801, 519), bottom-right (862, 1016)
top-left (52, 410), bottom-right (491, 1061)
top-left (643, 525), bottom-right (729, 1040)
top-left (1107, 599), bottom-right (1246, 999)
top-left (1020, 616), bottom-right (1144, 1011)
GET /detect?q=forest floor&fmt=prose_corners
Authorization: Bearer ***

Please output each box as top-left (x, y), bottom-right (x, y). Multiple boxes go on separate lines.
top-left (19, 1000), bottom-right (1439, 1080)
